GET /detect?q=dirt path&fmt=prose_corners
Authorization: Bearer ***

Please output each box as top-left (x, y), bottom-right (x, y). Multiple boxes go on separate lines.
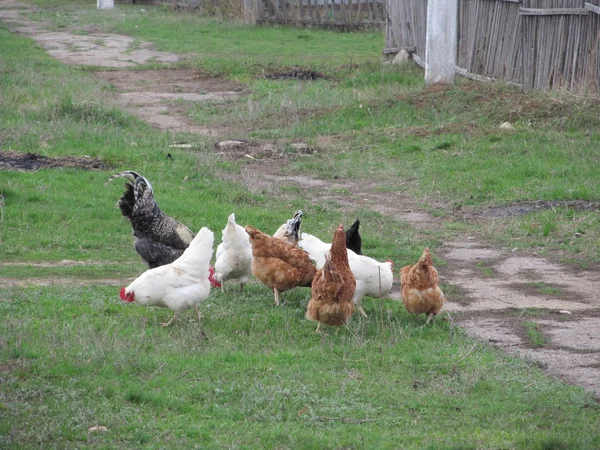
top-left (1, 1), bottom-right (599, 395)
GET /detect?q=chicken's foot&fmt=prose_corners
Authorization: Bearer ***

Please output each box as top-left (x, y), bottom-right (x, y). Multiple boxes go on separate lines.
top-left (358, 306), bottom-right (368, 318)
top-left (195, 308), bottom-right (202, 322)
top-left (161, 313), bottom-right (178, 327)
top-left (274, 288), bottom-right (281, 306)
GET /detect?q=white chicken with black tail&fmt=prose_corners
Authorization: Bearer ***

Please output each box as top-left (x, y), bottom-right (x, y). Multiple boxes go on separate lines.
top-left (119, 227), bottom-right (214, 327)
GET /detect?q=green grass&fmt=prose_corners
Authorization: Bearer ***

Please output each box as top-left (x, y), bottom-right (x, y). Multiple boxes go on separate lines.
top-left (475, 261), bottom-right (494, 278)
top-left (524, 321), bottom-right (547, 348)
top-left (1, 4), bottom-right (600, 448)
top-left (2, 285), bottom-right (599, 449)
top-left (528, 282), bottom-right (563, 297)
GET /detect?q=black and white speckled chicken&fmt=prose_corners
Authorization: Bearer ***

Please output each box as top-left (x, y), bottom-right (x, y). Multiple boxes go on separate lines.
top-left (106, 171), bottom-right (195, 268)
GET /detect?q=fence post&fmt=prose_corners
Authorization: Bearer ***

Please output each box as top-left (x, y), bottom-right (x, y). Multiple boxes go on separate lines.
top-left (97, 0), bottom-right (114, 9)
top-left (425, 0), bottom-right (458, 84)
top-left (243, 0), bottom-right (259, 25)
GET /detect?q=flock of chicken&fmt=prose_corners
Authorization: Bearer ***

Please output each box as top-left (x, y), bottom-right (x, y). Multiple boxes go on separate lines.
top-left (107, 171), bottom-right (446, 330)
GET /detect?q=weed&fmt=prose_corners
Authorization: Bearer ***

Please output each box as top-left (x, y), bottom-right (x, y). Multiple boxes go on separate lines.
top-left (528, 282), bottom-right (563, 296)
top-left (476, 261), bottom-right (494, 278)
top-left (524, 321), bottom-right (547, 347)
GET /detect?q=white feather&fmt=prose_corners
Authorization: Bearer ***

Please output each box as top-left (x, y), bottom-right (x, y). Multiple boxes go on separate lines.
top-left (214, 213), bottom-right (253, 286)
top-left (299, 232), bottom-right (394, 306)
top-left (124, 227), bottom-right (214, 314)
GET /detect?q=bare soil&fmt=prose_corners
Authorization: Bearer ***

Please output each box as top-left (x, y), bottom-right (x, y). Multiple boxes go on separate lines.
top-left (1, 0), bottom-right (599, 395)
top-left (0, 150), bottom-right (108, 171)
top-left (95, 69), bottom-right (246, 135)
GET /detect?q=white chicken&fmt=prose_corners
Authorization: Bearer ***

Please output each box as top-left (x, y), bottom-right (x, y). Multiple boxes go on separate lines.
top-left (213, 213), bottom-right (253, 292)
top-left (299, 232), bottom-right (393, 317)
top-left (120, 227), bottom-right (214, 327)
top-left (273, 210), bottom-right (303, 246)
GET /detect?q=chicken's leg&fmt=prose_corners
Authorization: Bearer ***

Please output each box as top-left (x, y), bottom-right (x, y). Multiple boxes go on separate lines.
top-left (195, 307), bottom-right (202, 322)
top-left (358, 306), bottom-right (368, 318)
top-left (425, 312), bottom-right (435, 324)
top-left (274, 287), bottom-right (280, 306)
top-left (315, 322), bottom-right (321, 333)
top-left (161, 312), bottom-right (178, 327)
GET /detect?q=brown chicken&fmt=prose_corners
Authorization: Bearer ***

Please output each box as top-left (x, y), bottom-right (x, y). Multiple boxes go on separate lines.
top-left (306, 225), bottom-right (356, 331)
top-left (400, 248), bottom-right (445, 323)
top-left (245, 225), bottom-right (316, 305)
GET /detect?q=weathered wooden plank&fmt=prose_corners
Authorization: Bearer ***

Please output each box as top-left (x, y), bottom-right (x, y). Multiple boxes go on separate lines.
top-left (520, 8), bottom-right (589, 16)
top-left (585, 3), bottom-right (600, 16)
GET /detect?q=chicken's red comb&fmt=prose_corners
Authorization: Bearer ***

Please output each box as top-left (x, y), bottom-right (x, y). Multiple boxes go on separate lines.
top-left (208, 266), bottom-right (222, 288)
top-left (119, 287), bottom-right (126, 301)
top-left (387, 259), bottom-right (394, 267)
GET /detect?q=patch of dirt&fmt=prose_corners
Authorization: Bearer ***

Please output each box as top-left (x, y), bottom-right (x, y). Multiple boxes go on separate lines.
top-left (0, 359), bottom-right (22, 372)
top-left (262, 68), bottom-right (327, 81)
top-left (457, 200), bottom-right (600, 220)
top-left (0, 151), bottom-right (108, 171)
top-left (398, 122), bottom-right (478, 138)
top-left (229, 164), bottom-right (445, 230)
top-left (1, 0), bottom-right (599, 396)
top-left (95, 69), bottom-right (245, 135)
top-left (455, 310), bottom-right (600, 393)
top-left (213, 139), bottom-right (316, 159)
top-left (0, 1), bottom-right (178, 67)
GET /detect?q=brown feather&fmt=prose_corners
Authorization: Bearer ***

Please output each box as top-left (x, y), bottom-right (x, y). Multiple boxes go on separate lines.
top-left (306, 225), bottom-right (356, 326)
top-left (400, 248), bottom-right (445, 318)
top-left (245, 225), bottom-right (316, 293)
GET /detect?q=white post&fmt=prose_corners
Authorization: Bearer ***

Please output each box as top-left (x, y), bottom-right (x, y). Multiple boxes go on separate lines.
top-left (425, 0), bottom-right (458, 84)
top-left (97, 0), bottom-right (114, 9)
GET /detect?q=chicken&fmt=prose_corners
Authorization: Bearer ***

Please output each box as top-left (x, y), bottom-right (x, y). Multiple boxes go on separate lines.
top-left (106, 171), bottom-right (194, 268)
top-left (345, 218), bottom-right (362, 255)
top-left (119, 227), bottom-right (214, 327)
top-left (213, 213), bottom-right (253, 292)
top-left (400, 247), bottom-right (445, 324)
top-left (306, 225), bottom-right (356, 331)
top-left (299, 232), bottom-right (393, 318)
top-left (245, 225), bottom-right (316, 305)
top-left (272, 210), bottom-right (303, 246)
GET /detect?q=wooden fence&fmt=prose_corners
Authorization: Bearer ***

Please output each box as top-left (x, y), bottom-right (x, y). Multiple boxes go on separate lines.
top-left (386, 0), bottom-right (600, 92)
top-left (245, 0), bottom-right (386, 31)
top-left (140, 0), bottom-right (385, 30)
top-left (134, 0), bottom-right (243, 18)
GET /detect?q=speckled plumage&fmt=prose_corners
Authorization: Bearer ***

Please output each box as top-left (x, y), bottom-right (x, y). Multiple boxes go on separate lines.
top-left (107, 171), bottom-right (194, 268)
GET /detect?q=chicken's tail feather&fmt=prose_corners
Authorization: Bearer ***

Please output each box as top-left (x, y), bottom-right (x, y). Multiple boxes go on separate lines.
top-left (104, 170), bottom-right (142, 186)
top-left (177, 227), bottom-right (215, 277)
top-left (223, 213), bottom-right (250, 247)
top-left (106, 171), bottom-right (153, 218)
top-left (347, 218), bottom-right (360, 234)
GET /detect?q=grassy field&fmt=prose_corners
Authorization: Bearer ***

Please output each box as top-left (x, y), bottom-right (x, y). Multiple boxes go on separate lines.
top-left (1, 2), bottom-right (600, 448)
